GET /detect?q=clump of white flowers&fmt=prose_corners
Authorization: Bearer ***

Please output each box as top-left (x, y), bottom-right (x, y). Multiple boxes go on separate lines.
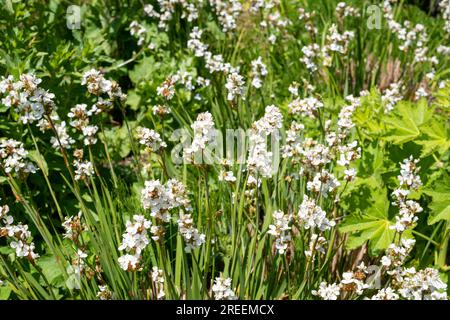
top-left (97, 285), bottom-right (112, 300)
top-left (209, 0), bottom-right (242, 33)
top-left (0, 139), bottom-right (37, 175)
top-left (81, 69), bottom-right (126, 100)
top-left (136, 127), bottom-right (167, 152)
top-left (288, 96), bottom-right (323, 118)
top-left (157, 77), bottom-right (176, 100)
top-left (142, 179), bottom-right (187, 220)
top-left (118, 215), bottom-right (152, 271)
top-left (335, 2), bottom-right (360, 19)
top-left (143, 1), bottom-right (200, 31)
top-left (0, 74), bottom-right (55, 124)
top-left (246, 106), bottom-right (283, 178)
top-left (73, 159), bottom-right (94, 181)
top-left (250, 56), bottom-right (268, 89)
top-left (177, 212), bottom-right (205, 252)
top-left (225, 71), bottom-right (245, 102)
top-left (312, 282), bottom-right (341, 300)
top-left (300, 44), bottom-right (321, 72)
top-left (0, 200), bottom-right (39, 262)
top-left (268, 210), bottom-right (292, 254)
top-left (68, 69), bottom-right (125, 148)
top-left (212, 277), bottom-right (237, 300)
top-left (183, 111), bottom-right (216, 163)
top-left (306, 169), bottom-right (341, 197)
top-left (297, 195), bottom-right (335, 231)
top-left (324, 24), bottom-right (354, 57)
top-left (140, 178), bottom-right (204, 253)
top-left (381, 82), bottom-right (403, 113)
top-left (129, 21), bottom-right (146, 46)
top-left (390, 156), bottom-right (422, 233)
top-left (151, 267), bottom-right (166, 299)
top-left (62, 211), bottom-right (85, 243)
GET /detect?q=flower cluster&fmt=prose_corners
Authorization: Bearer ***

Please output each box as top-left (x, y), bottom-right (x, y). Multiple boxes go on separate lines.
top-left (118, 215), bottom-right (152, 271)
top-left (209, 0), bottom-right (242, 33)
top-left (144, 1), bottom-right (200, 32)
top-left (297, 195), bottom-right (335, 232)
top-left (0, 139), bottom-right (37, 175)
top-left (136, 127), bottom-right (167, 152)
top-left (268, 210), bottom-right (292, 254)
top-left (151, 267), bottom-right (166, 299)
top-left (0, 201), bottom-right (39, 262)
top-left (73, 159), bottom-right (95, 181)
top-left (177, 212), bottom-right (205, 252)
top-left (212, 277), bottom-right (237, 300)
top-left (390, 156), bottom-right (422, 233)
top-left (141, 179), bottom-right (191, 221)
top-left (288, 96), bottom-right (323, 118)
top-left (225, 71), bottom-right (245, 101)
top-left (313, 263), bottom-right (369, 299)
top-left (62, 211), bottom-right (85, 243)
top-left (0, 74), bottom-right (55, 124)
top-left (314, 157), bottom-right (446, 300)
top-left (381, 82), bottom-right (403, 113)
top-left (247, 105), bottom-right (283, 178)
top-left (97, 285), bottom-right (112, 300)
top-left (250, 56), bottom-right (268, 89)
top-left (184, 111), bottom-right (216, 162)
top-left (129, 21), bottom-right (146, 46)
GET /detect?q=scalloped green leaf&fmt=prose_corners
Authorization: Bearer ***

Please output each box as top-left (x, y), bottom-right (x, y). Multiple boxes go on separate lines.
top-left (424, 174), bottom-right (450, 225)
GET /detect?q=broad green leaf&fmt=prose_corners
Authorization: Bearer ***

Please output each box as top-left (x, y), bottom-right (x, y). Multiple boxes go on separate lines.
top-left (424, 174), bottom-right (450, 225)
top-left (416, 121), bottom-right (450, 157)
top-left (36, 255), bottom-right (65, 287)
top-left (384, 100), bottom-right (432, 144)
top-left (339, 181), bottom-right (396, 253)
top-left (0, 286), bottom-right (12, 300)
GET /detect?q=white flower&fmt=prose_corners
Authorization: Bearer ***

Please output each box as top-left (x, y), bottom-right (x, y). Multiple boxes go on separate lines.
top-left (177, 212), bottom-right (205, 252)
top-left (62, 211), bottom-right (84, 241)
top-left (141, 179), bottom-right (191, 222)
top-left (397, 156), bottom-right (421, 190)
top-left (305, 233), bottom-right (327, 258)
top-left (118, 254), bottom-right (140, 271)
top-left (136, 127), bottom-right (167, 151)
top-left (97, 285), bottom-right (112, 300)
top-left (184, 112), bottom-right (216, 161)
top-left (312, 282), bottom-right (340, 300)
top-left (73, 160), bottom-right (94, 181)
top-left (369, 287), bottom-right (399, 300)
top-left (288, 96), bottom-right (323, 118)
top-left (306, 170), bottom-right (341, 196)
top-left (298, 195), bottom-right (335, 231)
top-left (250, 56), bottom-right (267, 88)
top-left (225, 72), bottom-right (245, 101)
top-left (218, 170), bottom-right (237, 182)
top-left (212, 277), bottom-right (237, 300)
top-left (300, 44), bottom-right (321, 72)
top-left (157, 77), bottom-right (175, 100)
top-left (340, 271), bottom-right (369, 295)
top-left (344, 168), bottom-right (357, 181)
top-left (247, 106), bottom-right (283, 178)
top-left (382, 82), bottom-right (403, 113)
top-left (129, 21), bottom-right (146, 46)
top-left (268, 210), bottom-right (292, 254)
top-left (151, 266), bottom-right (165, 299)
top-left (82, 125), bottom-right (99, 146)
top-left (118, 215), bottom-right (152, 255)
top-left (51, 121), bottom-right (75, 149)
top-left (0, 139), bottom-right (37, 175)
